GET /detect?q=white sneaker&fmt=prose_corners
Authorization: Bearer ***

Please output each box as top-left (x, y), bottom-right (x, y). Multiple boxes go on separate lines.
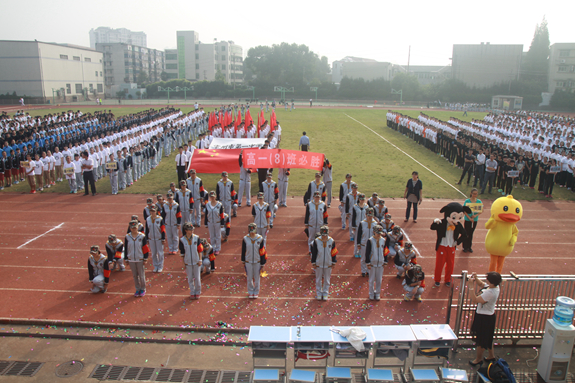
top-left (153, 267), bottom-right (158, 273)
top-left (157, 268), bottom-right (163, 272)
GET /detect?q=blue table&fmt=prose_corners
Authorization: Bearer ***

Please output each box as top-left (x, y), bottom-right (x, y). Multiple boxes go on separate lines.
top-left (253, 369), bottom-right (281, 383)
top-left (326, 367), bottom-right (352, 383)
top-left (289, 369), bottom-right (317, 383)
top-left (331, 326), bottom-right (374, 372)
top-left (410, 325), bottom-right (457, 368)
top-left (291, 326), bottom-right (333, 371)
top-left (366, 368), bottom-right (394, 382)
top-left (371, 325), bottom-right (416, 369)
top-left (249, 326), bottom-right (291, 371)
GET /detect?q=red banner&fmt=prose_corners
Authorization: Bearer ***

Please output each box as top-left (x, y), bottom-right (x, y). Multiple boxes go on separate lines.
top-left (187, 148), bottom-right (243, 174)
top-left (241, 149), bottom-right (324, 171)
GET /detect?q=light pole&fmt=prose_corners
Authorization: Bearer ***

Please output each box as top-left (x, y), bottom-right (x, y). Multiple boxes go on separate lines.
top-left (310, 87), bottom-right (318, 100)
top-left (158, 86), bottom-right (175, 103)
top-left (391, 88), bottom-right (403, 103)
top-left (245, 86), bottom-right (255, 101)
top-left (175, 86), bottom-right (194, 102)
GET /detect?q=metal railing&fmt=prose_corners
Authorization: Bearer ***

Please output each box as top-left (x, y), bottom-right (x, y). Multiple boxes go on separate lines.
top-left (447, 271), bottom-right (575, 345)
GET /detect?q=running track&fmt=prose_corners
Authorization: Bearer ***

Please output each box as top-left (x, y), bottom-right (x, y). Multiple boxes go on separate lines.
top-left (0, 193), bottom-right (573, 329)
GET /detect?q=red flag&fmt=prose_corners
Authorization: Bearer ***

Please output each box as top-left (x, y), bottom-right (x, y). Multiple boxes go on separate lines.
top-left (208, 112), bottom-right (215, 131)
top-left (269, 110), bottom-right (277, 132)
top-left (245, 109), bottom-right (253, 129)
top-left (187, 148), bottom-right (243, 174)
top-left (235, 110), bottom-right (241, 135)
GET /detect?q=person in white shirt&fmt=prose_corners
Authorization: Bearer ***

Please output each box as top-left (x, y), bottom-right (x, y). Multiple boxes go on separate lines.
top-left (24, 154), bottom-right (37, 193)
top-left (47, 150), bottom-right (56, 186)
top-left (175, 146), bottom-right (188, 183)
top-left (73, 153), bottom-right (84, 191)
top-left (53, 147), bottom-right (63, 182)
top-left (81, 150), bottom-right (97, 196)
top-left (473, 148), bottom-right (486, 188)
top-left (63, 155), bottom-right (77, 193)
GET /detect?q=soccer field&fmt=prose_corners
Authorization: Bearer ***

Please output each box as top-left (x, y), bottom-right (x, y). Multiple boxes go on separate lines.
top-left (6, 106), bottom-right (575, 202)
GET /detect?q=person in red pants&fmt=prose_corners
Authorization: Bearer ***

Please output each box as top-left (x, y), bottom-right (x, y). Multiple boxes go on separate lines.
top-left (430, 202), bottom-right (471, 287)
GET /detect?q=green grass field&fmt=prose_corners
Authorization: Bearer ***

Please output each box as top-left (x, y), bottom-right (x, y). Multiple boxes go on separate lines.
top-left (5, 106), bottom-right (575, 202)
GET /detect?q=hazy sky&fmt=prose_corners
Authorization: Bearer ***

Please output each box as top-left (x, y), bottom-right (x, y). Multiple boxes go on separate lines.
top-left (1, 0), bottom-right (572, 67)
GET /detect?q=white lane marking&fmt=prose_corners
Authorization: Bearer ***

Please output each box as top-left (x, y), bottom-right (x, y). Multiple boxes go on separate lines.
top-left (345, 114), bottom-right (466, 198)
top-left (17, 222), bottom-right (65, 249)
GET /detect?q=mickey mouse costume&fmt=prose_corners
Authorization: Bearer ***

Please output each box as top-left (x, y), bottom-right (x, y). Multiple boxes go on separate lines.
top-left (430, 202), bottom-right (470, 286)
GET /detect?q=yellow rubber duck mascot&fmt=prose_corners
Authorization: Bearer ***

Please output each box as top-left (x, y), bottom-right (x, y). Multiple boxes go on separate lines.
top-left (485, 195), bottom-right (523, 273)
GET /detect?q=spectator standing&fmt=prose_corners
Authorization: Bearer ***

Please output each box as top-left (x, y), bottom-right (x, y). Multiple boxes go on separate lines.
top-left (404, 171), bottom-right (422, 223)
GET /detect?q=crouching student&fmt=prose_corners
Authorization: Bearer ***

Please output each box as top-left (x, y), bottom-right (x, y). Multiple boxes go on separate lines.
top-left (394, 241), bottom-right (417, 278)
top-left (88, 245), bottom-right (110, 293)
top-left (105, 234), bottom-right (125, 271)
top-left (200, 238), bottom-right (215, 273)
top-left (179, 223), bottom-right (204, 299)
top-left (403, 263), bottom-right (425, 302)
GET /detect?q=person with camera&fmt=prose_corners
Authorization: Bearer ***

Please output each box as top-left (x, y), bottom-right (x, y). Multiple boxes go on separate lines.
top-left (468, 271), bottom-right (502, 366)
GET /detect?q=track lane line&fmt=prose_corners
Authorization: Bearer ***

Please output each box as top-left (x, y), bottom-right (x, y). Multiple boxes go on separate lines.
top-left (16, 222), bottom-right (64, 249)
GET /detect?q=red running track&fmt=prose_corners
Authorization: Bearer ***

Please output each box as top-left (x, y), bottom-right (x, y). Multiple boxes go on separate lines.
top-left (0, 193), bottom-right (573, 329)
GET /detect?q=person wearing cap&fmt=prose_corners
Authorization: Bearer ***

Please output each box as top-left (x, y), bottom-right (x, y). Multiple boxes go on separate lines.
top-left (357, 207), bottom-right (377, 277)
top-left (168, 182), bottom-right (177, 196)
top-left (199, 238), bottom-right (215, 273)
top-left (145, 206), bottom-right (167, 273)
top-left (143, 197), bottom-right (155, 222)
top-left (404, 171), bottom-right (423, 223)
top-left (367, 193), bottom-right (379, 209)
top-left (175, 180), bottom-right (194, 232)
top-left (394, 241), bottom-right (417, 279)
top-left (216, 171), bottom-right (238, 218)
top-left (344, 182), bottom-right (359, 237)
top-left (365, 225), bottom-right (390, 300)
top-left (381, 214), bottom-right (395, 234)
top-left (311, 225), bottom-right (338, 300)
top-left (321, 159), bottom-right (333, 207)
top-left (88, 245), bottom-right (110, 293)
top-left (105, 234), bottom-right (125, 272)
top-left (303, 172), bottom-right (326, 205)
top-left (125, 220), bottom-right (150, 297)
top-left (403, 263), bottom-right (425, 302)
top-left (351, 193), bottom-right (368, 254)
top-left (277, 167), bottom-right (290, 207)
top-left (241, 223), bottom-right (267, 298)
top-left (252, 192), bottom-right (271, 242)
top-left (374, 199), bottom-right (388, 222)
top-left (205, 190), bottom-right (225, 255)
top-left (163, 193), bottom-right (182, 254)
top-left (155, 194), bottom-right (165, 216)
top-left (186, 169), bottom-right (206, 226)
top-left (127, 215), bottom-right (145, 234)
top-left (387, 225), bottom-right (405, 261)
top-left (262, 173), bottom-right (279, 228)
top-left (179, 223), bottom-right (204, 299)
top-left (238, 150), bottom-right (253, 208)
top-left (304, 191), bottom-right (328, 254)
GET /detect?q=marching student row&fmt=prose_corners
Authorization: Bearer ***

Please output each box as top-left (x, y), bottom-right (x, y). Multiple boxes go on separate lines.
top-left (386, 109), bottom-right (575, 198)
top-left (87, 174), bottom-right (425, 302)
top-left (0, 107), bottom-right (209, 193)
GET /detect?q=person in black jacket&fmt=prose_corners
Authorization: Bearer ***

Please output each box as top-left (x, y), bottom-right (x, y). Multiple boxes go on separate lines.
top-left (430, 202), bottom-right (470, 287)
top-left (404, 171), bottom-right (423, 223)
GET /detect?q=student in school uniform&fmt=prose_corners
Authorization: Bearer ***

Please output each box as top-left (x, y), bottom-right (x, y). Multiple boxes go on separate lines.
top-left (24, 154), bottom-right (36, 193)
top-left (88, 245), bottom-right (110, 293)
top-left (252, 192), bottom-right (271, 243)
top-left (105, 234), bottom-right (125, 272)
top-left (216, 171), bottom-right (238, 218)
top-left (33, 153), bottom-right (44, 192)
top-left (204, 190), bottom-right (225, 255)
top-left (241, 223), bottom-right (267, 299)
top-left (179, 223), bottom-right (204, 299)
top-left (304, 191), bottom-right (328, 254)
top-left (125, 220), bottom-right (150, 297)
top-left (145, 206), bottom-right (166, 273)
top-left (311, 225), bottom-right (338, 301)
top-left (163, 193), bottom-right (182, 254)
top-left (365, 225), bottom-right (389, 301)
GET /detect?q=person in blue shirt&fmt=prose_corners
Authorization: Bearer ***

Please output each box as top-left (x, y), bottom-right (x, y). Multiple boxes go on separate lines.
top-left (462, 188), bottom-right (483, 253)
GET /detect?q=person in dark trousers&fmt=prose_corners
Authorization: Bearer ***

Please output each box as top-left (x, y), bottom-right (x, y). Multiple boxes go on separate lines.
top-left (462, 189), bottom-right (483, 253)
top-left (481, 153), bottom-right (498, 194)
top-left (299, 132), bottom-right (310, 151)
top-left (504, 159), bottom-right (517, 196)
top-left (404, 171), bottom-right (422, 223)
top-left (81, 150), bottom-right (96, 196)
top-left (544, 159), bottom-right (559, 198)
top-left (175, 146), bottom-right (187, 183)
top-left (457, 149), bottom-right (475, 185)
top-left (468, 271), bottom-right (501, 366)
